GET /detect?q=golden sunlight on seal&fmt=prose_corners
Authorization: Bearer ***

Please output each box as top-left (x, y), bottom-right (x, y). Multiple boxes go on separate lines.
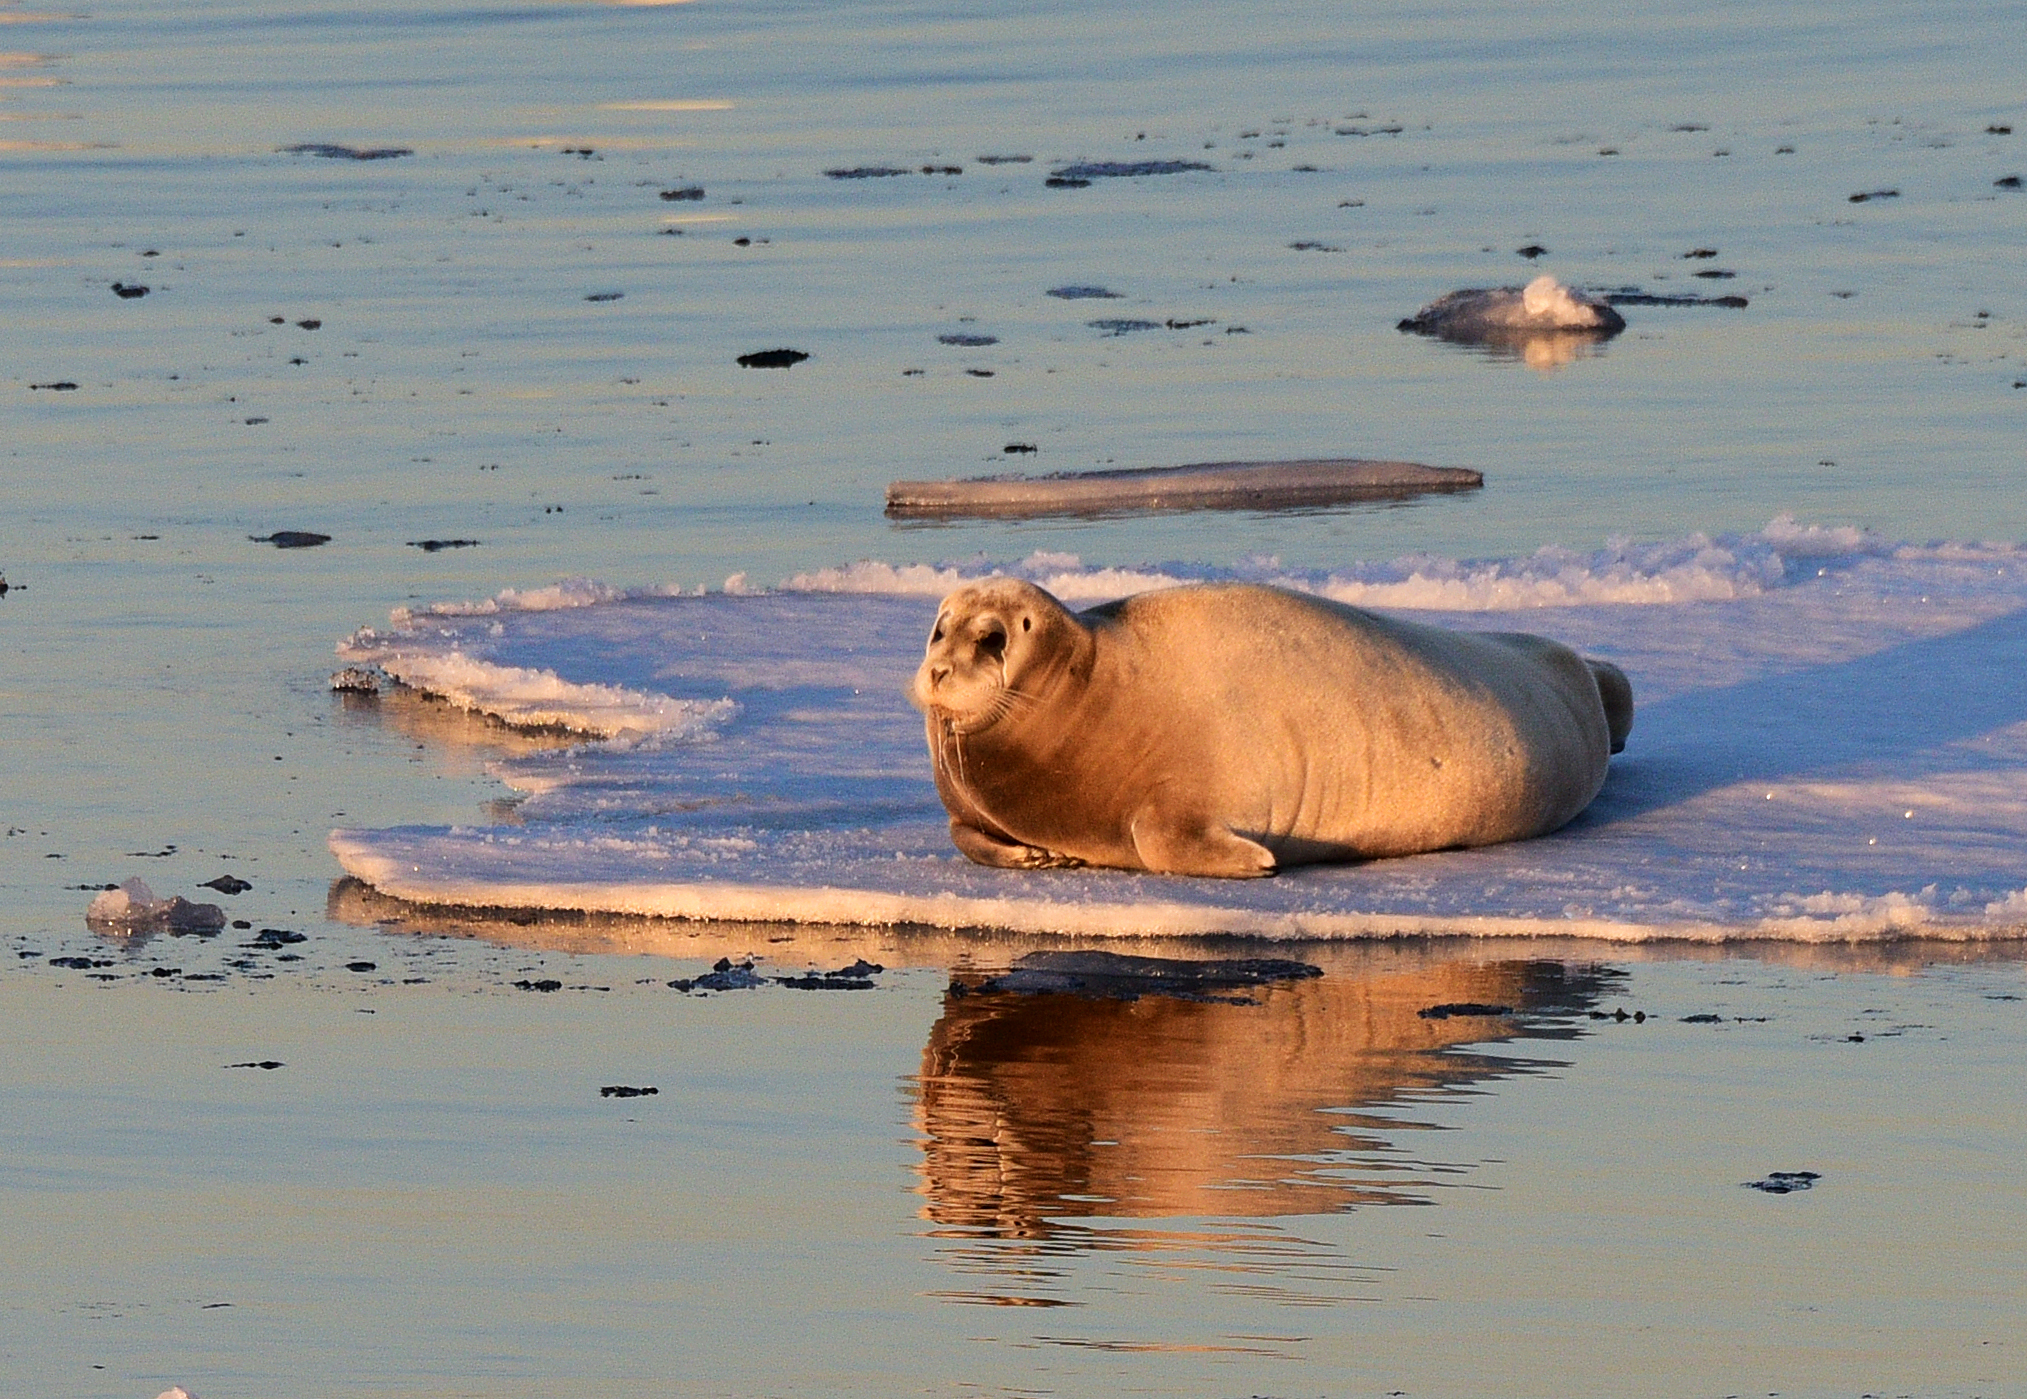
top-left (910, 579), bottom-right (1633, 878)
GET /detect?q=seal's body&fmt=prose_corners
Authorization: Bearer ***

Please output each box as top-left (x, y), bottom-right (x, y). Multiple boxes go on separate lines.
top-left (910, 580), bottom-right (1632, 878)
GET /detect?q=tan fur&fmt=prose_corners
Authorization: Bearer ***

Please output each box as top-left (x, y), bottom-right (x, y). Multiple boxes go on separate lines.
top-left (909, 579), bottom-right (1630, 878)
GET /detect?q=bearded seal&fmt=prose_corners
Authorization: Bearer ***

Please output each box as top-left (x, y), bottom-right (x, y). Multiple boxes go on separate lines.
top-left (909, 580), bottom-right (1633, 878)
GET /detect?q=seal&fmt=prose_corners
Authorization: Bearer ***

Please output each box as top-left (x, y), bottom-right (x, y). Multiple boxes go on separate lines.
top-left (910, 579), bottom-right (1633, 878)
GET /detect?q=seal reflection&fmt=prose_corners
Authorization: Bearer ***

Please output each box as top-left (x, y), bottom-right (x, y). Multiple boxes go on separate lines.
top-left (913, 952), bottom-right (1613, 1237)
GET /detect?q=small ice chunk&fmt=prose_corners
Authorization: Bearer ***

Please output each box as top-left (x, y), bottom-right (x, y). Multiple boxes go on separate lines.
top-left (330, 666), bottom-right (383, 693)
top-left (86, 878), bottom-right (225, 933)
top-left (1399, 274), bottom-right (1626, 342)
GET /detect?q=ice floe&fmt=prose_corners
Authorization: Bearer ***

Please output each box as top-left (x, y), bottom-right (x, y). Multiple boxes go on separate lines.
top-left (329, 523), bottom-right (2027, 942)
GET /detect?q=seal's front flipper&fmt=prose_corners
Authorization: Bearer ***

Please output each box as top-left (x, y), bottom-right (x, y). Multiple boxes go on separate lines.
top-left (1130, 814), bottom-right (1277, 879)
top-left (948, 819), bottom-right (1083, 870)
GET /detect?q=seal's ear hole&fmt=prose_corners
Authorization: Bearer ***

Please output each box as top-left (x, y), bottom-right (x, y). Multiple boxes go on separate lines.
top-left (976, 627), bottom-right (1007, 663)
top-left (1021, 616), bottom-right (1031, 632)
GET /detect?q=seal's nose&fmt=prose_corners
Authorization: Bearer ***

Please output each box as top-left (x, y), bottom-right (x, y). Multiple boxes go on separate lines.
top-left (929, 663), bottom-right (951, 686)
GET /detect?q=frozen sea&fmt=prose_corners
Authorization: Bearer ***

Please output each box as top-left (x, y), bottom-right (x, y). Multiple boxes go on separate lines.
top-left (3, 0), bottom-right (2025, 1394)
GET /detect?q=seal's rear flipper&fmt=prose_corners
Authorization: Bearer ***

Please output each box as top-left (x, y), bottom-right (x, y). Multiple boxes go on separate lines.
top-left (1586, 658), bottom-right (1634, 754)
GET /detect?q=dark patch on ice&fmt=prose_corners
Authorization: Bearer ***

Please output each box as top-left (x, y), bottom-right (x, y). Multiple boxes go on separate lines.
top-left (515, 977), bottom-right (563, 992)
top-left (824, 166), bottom-right (910, 179)
top-left (200, 876), bottom-right (252, 895)
top-left (668, 957), bottom-right (766, 993)
top-left (1991, 125), bottom-right (2015, 135)
top-left (244, 416), bottom-right (269, 425)
top-left (1047, 285), bottom-right (1120, 299)
top-left (601, 1084), bottom-right (657, 1098)
top-left (111, 283), bottom-right (150, 299)
top-left (1051, 160), bottom-right (1212, 179)
top-left (937, 333), bottom-right (998, 346)
top-left (1680, 1012), bottom-right (1723, 1023)
top-left (1516, 244), bottom-right (1548, 259)
top-left (1288, 241), bottom-right (1341, 251)
top-left (776, 957), bottom-right (884, 990)
top-left (1418, 1002), bottom-right (1512, 1020)
top-left (1335, 124), bottom-right (1403, 136)
top-left (1682, 247), bottom-right (1719, 258)
top-left (922, 164), bottom-right (962, 175)
top-left (1693, 269), bottom-right (1736, 279)
top-left (281, 143), bottom-right (413, 160)
top-left (29, 381), bottom-right (78, 391)
top-left (737, 348), bottom-right (809, 369)
top-left (1588, 1007), bottom-right (1648, 1022)
top-left (1670, 123), bottom-right (1710, 132)
top-left (961, 951), bottom-right (1320, 1005)
top-left (659, 185), bottom-right (705, 201)
top-left (296, 319), bottom-right (321, 329)
top-left (1745, 1170), bottom-right (1819, 1194)
top-left (345, 960), bottom-right (377, 972)
top-left (584, 291), bottom-right (624, 302)
top-left (251, 532), bottom-right (331, 548)
top-left (1847, 188), bottom-right (1899, 203)
top-left (1997, 175), bottom-right (2023, 189)
top-left (975, 154), bottom-right (1032, 164)
top-left (408, 539), bottom-right (480, 552)
top-left (1087, 318), bottom-right (1162, 336)
top-left (227, 1060), bottom-right (284, 1070)
top-left (1044, 176), bottom-right (1090, 188)
top-left (1165, 318), bottom-right (1214, 329)
top-left (964, 368), bottom-right (994, 377)
top-left (1003, 443), bottom-right (1036, 454)
top-left (49, 956), bottom-right (113, 969)
top-left (149, 966), bottom-right (181, 978)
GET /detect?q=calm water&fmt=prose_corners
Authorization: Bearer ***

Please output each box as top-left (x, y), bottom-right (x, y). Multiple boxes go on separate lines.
top-left (3, 0), bottom-right (2024, 1392)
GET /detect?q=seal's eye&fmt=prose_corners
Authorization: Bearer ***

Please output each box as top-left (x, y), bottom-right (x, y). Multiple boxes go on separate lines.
top-left (1021, 616), bottom-right (1031, 632)
top-left (976, 627), bottom-right (1007, 664)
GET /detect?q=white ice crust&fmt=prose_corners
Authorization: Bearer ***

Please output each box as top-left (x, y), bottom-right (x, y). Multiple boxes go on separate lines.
top-left (330, 521), bottom-right (2027, 942)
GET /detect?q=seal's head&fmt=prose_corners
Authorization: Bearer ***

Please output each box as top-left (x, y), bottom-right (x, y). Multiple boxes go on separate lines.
top-left (910, 579), bottom-right (1091, 733)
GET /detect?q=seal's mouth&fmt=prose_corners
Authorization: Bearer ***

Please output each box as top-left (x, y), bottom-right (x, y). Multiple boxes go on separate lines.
top-left (928, 703), bottom-right (1001, 737)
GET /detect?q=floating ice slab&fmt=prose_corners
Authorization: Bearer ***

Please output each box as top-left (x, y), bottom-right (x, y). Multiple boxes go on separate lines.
top-left (1400, 274), bottom-right (1626, 339)
top-left (884, 458), bottom-right (1483, 519)
top-left (331, 523), bottom-right (2027, 942)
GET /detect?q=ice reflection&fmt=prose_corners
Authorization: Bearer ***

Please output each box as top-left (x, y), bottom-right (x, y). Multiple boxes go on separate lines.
top-left (912, 952), bottom-right (1613, 1237)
